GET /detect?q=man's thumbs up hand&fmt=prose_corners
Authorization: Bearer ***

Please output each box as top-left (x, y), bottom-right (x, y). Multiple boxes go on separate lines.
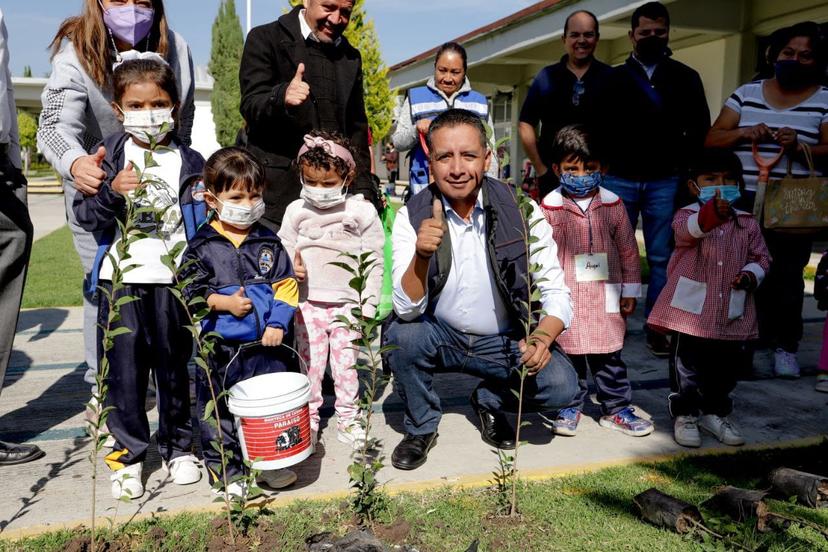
top-left (285, 62), bottom-right (310, 107)
top-left (415, 197), bottom-right (446, 260)
top-left (293, 249), bottom-right (307, 282)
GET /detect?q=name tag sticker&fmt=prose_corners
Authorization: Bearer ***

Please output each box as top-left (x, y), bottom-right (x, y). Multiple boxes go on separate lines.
top-left (575, 253), bottom-right (609, 282)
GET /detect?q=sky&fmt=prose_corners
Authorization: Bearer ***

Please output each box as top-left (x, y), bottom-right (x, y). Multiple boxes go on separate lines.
top-left (3, 0), bottom-right (538, 78)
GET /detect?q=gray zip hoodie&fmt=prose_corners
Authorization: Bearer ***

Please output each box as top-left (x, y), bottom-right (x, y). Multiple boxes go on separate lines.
top-left (37, 30), bottom-right (195, 181)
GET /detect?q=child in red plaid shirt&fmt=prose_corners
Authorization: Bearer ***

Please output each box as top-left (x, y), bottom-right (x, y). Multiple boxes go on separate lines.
top-left (648, 149), bottom-right (770, 448)
top-left (540, 125), bottom-right (653, 438)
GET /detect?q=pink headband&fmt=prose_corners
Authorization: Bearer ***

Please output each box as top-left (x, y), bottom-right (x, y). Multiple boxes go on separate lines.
top-left (297, 135), bottom-right (356, 170)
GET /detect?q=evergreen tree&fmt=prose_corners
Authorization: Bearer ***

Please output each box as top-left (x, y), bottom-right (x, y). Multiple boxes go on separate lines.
top-left (209, 0), bottom-right (245, 147)
top-left (288, 0), bottom-right (395, 141)
top-left (22, 66), bottom-right (32, 78)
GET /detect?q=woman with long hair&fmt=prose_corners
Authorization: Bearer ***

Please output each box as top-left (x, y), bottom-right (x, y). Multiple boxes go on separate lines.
top-left (37, 0), bottom-right (195, 413)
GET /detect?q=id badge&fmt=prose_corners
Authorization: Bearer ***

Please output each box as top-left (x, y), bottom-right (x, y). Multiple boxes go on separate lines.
top-left (574, 253), bottom-right (609, 282)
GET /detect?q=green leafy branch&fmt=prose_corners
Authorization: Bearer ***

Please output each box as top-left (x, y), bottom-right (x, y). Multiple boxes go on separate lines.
top-left (330, 251), bottom-right (393, 525)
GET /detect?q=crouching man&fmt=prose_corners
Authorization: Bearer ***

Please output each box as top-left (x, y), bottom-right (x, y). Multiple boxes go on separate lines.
top-left (384, 109), bottom-right (579, 470)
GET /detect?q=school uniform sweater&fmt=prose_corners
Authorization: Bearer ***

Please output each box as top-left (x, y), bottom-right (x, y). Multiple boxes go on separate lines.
top-left (647, 203), bottom-right (771, 340)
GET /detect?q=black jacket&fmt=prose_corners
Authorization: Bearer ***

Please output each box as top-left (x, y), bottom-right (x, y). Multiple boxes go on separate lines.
top-left (603, 55), bottom-right (710, 181)
top-left (239, 7), bottom-right (378, 225)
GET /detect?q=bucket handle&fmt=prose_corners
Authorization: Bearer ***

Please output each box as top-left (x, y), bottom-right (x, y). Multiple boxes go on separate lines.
top-left (221, 342), bottom-right (310, 401)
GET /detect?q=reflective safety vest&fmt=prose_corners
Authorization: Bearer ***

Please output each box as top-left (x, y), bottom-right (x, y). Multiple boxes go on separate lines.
top-left (407, 86), bottom-right (489, 198)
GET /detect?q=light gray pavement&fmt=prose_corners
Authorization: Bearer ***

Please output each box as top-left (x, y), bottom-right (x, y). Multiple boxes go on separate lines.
top-left (26, 193), bottom-right (66, 241)
top-left (1, 298), bottom-right (826, 538)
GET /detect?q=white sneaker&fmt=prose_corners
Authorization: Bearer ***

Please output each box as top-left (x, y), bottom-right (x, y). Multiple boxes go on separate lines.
top-left (816, 373), bottom-right (828, 393)
top-left (699, 414), bottom-right (745, 446)
top-left (163, 454), bottom-right (202, 485)
top-left (337, 421), bottom-right (367, 448)
top-left (673, 416), bottom-right (701, 448)
top-left (256, 469), bottom-right (297, 490)
top-left (773, 349), bottom-right (801, 379)
top-left (110, 462), bottom-right (144, 500)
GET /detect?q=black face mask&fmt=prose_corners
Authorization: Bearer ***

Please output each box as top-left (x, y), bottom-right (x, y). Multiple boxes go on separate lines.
top-left (775, 60), bottom-right (821, 90)
top-left (635, 36), bottom-right (668, 65)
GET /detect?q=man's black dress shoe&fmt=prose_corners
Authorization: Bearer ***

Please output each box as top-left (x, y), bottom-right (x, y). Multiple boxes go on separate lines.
top-left (0, 440), bottom-right (45, 466)
top-left (470, 395), bottom-right (516, 450)
top-left (391, 432), bottom-right (438, 470)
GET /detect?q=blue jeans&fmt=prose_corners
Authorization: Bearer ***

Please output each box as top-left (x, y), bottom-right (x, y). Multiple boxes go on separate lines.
top-left (383, 315), bottom-right (579, 435)
top-left (603, 175), bottom-right (680, 316)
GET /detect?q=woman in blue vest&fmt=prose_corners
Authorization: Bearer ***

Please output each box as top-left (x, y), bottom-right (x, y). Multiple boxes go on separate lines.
top-left (392, 42), bottom-right (498, 201)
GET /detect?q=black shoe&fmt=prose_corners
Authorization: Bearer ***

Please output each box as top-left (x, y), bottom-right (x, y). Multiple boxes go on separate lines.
top-left (470, 395), bottom-right (516, 450)
top-left (0, 440), bottom-right (45, 466)
top-left (646, 329), bottom-right (671, 359)
top-left (391, 432), bottom-right (437, 470)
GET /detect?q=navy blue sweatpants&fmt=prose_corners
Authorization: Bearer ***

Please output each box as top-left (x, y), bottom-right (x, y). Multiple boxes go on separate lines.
top-left (567, 351), bottom-right (633, 416)
top-left (198, 340), bottom-right (294, 484)
top-left (97, 283), bottom-right (194, 470)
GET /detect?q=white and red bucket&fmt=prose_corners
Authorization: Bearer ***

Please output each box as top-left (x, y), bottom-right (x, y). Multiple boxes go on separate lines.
top-left (227, 372), bottom-right (314, 470)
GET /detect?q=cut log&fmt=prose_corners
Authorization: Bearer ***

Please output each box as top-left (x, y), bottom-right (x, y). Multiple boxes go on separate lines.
top-left (702, 486), bottom-right (769, 522)
top-left (634, 488), bottom-right (703, 534)
top-left (769, 468), bottom-right (828, 508)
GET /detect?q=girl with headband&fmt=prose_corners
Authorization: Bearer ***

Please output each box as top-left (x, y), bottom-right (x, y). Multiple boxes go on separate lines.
top-left (278, 131), bottom-right (385, 448)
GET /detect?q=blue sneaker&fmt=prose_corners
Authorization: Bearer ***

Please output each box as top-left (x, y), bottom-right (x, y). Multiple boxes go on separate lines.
top-left (599, 407), bottom-right (654, 437)
top-left (552, 407), bottom-right (581, 436)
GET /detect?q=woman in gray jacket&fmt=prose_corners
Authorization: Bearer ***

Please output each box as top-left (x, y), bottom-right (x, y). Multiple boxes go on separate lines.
top-left (37, 0), bottom-right (195, 398)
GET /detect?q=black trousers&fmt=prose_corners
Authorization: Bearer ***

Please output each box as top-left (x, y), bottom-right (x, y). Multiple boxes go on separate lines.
top-left (198, 340), bottom-right (292, 484)
top-left (0, 157), bottom-right (31, 394)
top-left (756, 230), bottom-right (812, 353)
top-left (98, 283), bottom-right (193, 469)
top-left (668, 333), bottom-right (746, 418)
top-left (567, 351), bottom-right (632, 416)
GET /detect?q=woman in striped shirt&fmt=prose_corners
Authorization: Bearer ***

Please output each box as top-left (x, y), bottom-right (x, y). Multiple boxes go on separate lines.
top-left (705, 22), bottom-right (828, 380)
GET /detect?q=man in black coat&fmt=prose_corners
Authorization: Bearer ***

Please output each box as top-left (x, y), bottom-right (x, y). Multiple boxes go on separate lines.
top-left (600, 1), bottom-right (710, 357)
top-left (239, 0), bottom-right (379, 229)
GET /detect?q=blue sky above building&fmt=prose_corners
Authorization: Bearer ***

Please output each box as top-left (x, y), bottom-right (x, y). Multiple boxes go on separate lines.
top-left (4, 0), bottom-right (535, 77)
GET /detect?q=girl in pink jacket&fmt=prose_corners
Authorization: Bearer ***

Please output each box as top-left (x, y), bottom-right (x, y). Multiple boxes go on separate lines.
top-left (278, 131), bottom-right (385, 448)
top-left (540, 126), bottom-right (653, 438)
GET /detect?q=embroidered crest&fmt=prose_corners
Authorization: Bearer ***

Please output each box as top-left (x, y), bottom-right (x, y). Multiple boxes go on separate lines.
top-left (258, 247), bottom-right (274, 275)
top-left (191, 180), bottom-right (206, 202)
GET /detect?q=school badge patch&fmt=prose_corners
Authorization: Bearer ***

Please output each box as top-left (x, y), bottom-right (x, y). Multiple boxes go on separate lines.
top-left (258, 247), bottom-right (274, 275)
top-left (191, 180), bottom-right (206, 202)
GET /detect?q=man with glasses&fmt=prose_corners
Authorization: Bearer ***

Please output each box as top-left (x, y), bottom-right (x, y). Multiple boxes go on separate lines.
top-left (601, 2), bottom-right (710, 357)
top-left (518, 10), bottom-right (612, 198)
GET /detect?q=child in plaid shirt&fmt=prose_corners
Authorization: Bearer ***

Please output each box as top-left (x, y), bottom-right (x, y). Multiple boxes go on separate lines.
top-left (648, 149), bottom-right (770, 448)
top-left (540, 125), bottom-right (653, 438)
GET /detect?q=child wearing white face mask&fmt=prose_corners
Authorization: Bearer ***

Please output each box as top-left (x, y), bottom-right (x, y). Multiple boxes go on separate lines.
top-left (179, 146), bottom-right (300, 498)
top-left (278, 131), bottom-right (385, 448)
top-left (73, 59), bottom-right (206, 501)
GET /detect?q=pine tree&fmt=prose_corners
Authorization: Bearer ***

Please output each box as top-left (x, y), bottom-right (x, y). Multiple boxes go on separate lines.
top-left (288, 0), bottom-right (395, 140)
top-left (22, 66), bottom-right (32, 78)
top-left (209, 0), bottom-right (245, 147)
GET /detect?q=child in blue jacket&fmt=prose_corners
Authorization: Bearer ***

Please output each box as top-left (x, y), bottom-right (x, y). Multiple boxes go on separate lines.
top-left (180, 146), bottom-right (300, 498)
top-left (73, 58), bottom-right (207, 501)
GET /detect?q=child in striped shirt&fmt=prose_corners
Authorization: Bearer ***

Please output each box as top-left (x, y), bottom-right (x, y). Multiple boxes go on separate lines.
top-left (647, 149), bottom-right (770, 448)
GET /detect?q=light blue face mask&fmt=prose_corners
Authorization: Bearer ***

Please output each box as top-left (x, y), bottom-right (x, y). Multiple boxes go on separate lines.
top-left (695, 184), bottom-right (741, 204)
top-left (560, 171), bottom-right (602, 197)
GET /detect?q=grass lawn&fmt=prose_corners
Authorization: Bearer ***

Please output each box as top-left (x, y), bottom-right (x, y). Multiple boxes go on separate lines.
top-left (4, 442), bottom-right (827, 551)
top-left (22, 226), bottom-right (83, 309)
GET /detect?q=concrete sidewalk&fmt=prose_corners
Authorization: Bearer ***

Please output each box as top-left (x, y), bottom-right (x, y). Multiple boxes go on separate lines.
top-left (1, 297), bottom-right (826, 539)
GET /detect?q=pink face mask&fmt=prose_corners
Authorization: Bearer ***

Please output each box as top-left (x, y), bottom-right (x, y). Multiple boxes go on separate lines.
top-left (101, 2), bottom-right (155, 47)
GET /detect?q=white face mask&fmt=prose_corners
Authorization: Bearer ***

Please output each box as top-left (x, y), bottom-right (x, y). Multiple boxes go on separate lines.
top-left (120, 107), bottom-right (175, 143)
top-left (300, 184), bottom-right (346, 210)
top-left (213, 197), bottom-right (265, 230)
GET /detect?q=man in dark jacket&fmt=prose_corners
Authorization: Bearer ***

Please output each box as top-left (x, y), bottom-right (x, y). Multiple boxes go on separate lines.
top-left (601, 2), bottom-right (710, 357)
top-left (239, 0), bottom-right (379, 229)
top-left (383, 109), bottom-right (577, 471)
